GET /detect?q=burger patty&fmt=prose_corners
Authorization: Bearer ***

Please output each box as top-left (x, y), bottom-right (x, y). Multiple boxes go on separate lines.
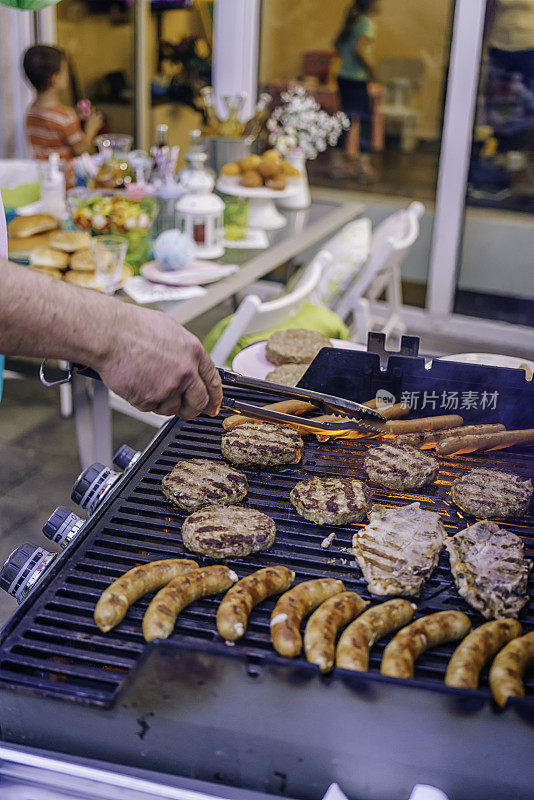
top-left (451, 468), bottom-right (533, 519)
top-left (162, 458), bottom-right (247, 512)
top-left (221, 422), bottom-right (304, 466)
top-left (266, 363), bottom-right (309, 387)
top-left (290, 475), bottom-right (372, 525)
top-left (181, 505), bottom-right (276, 558)
top-left (364, 443), bottom-right (440, 490)
top-left (265, 329), bottom-right (332, 366)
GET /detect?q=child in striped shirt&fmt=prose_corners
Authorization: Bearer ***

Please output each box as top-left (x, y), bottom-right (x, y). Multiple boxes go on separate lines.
top-left (23, 45), bottom-right (103, 163)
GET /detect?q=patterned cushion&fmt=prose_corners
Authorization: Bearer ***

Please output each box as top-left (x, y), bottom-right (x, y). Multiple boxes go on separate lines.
top-left (310, 217), bottom-right (371, 307)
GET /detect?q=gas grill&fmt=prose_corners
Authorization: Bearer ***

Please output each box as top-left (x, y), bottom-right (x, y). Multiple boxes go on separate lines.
top-left (0, 339), bottom-right (533, 800)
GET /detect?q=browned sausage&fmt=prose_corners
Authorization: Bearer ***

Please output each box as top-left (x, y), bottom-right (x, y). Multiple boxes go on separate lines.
top-left (489, 631), bottom-right (534, 707)
top-left (143, 565), bottom-right (238, 642)
top-left (304, 592), bottom-right (369, 673)
top-left (381, 611), bottom-right (471, 679)
top-left (222, 400), bottom-right (316, 431)
top-left (446, 619), bottom-right (522, 689)
top-left (385, 415), bottom-right (464, 435)
top-left (94, 559), bottom-right (199, 633)
top-left (217, 565), bottom-right (295, 641)
top-left (336, 599), bottom-right (416, 672)
top-left (397, 424), bottom-right (506, 449)
top-left (270, 578), bottom-right (345, 658)
top-left (436, 429), bottom-right (534, 456)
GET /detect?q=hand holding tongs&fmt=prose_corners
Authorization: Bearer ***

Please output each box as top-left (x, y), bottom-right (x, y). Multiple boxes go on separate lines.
top-left (218, 368), bottom-right (386, 435)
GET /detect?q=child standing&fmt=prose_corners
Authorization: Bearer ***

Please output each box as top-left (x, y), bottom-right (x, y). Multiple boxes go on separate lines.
top-left (23, 45), bottom-right (103, 163)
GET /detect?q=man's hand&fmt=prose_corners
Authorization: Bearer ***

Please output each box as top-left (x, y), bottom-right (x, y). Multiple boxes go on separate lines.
top-left (95, 304), bottom-right (222, 419)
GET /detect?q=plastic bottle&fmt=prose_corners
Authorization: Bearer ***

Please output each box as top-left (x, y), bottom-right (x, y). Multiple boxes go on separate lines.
top-left (40, 153), bottom-right (66, 221)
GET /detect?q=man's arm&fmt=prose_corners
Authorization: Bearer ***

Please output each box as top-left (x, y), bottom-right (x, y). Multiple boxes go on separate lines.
top-left (0, 258), bottom-right (222, 419)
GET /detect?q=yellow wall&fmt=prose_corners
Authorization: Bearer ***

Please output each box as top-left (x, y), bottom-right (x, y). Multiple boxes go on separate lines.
top-left (260, 0), bottom-right (454, 140)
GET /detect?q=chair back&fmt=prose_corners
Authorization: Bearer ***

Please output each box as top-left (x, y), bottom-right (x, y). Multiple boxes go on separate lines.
top-left (210, 250), bottom-right (332, 366)
top-left (369, 200), bottom-right (424, 275)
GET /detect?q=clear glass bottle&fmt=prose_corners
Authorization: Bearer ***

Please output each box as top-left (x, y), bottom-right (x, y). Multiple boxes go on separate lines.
top-left (200, 86), bottom-right (222, 136)
top-left (220, 93), bottom-right (247, 138)
top-left (242, 92), bottom-right (272, 140)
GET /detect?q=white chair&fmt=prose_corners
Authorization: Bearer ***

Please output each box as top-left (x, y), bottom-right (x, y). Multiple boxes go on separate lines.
top-left (376, 58), bottom-right (424, 153)
top-left (334, 201), bottom-right (424, 345)
top-left (210, 250), bottom-right (333, 367)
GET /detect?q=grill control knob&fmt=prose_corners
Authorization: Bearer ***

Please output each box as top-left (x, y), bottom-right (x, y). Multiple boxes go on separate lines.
top-left (0, 542), bottom-right (57, 604)
top-left (43, 506), bottom-right (85, 549)
top-left (71, 462), bottom-right (120, 514)
top-left (113, 444), bottom-right (141, 471)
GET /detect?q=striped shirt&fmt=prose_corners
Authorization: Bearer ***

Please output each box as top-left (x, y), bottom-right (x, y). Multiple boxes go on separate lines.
top-left (26, 104), bottom-right (84, 161)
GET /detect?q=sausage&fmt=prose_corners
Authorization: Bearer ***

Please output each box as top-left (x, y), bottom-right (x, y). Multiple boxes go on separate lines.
top-left (397, 424), bottom-right (506, 450)
top-left (336, 598), bottom-right (416, 672)
top-left (216, 565), bottom-right (295, 641)
top-left (436, 428), bottom-right (534, 456)
top-left (270, 578), bottom-right (345, 658)
top-left (94, 559), bottom-right (199, 633)
top-left (385, 415), bottom-right (464, 435)
top-left (222, 400), bottom-right (316, 431)
top-left (489, 631), bottom-right (534, 707)
top-left (445, 619), bottom-right (522, 690)
top-left (381, 611), bottom-right (471, 679)
top-left (143, 565), bottom-right (238, 642)
top-left (375, 403), bottom-right (410, 421)
top-left (304, 591), bottom-right (369, 673)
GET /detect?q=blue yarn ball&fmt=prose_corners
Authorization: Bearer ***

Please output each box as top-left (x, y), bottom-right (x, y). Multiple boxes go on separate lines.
top-left (154, 229), bottom-right (197, 271)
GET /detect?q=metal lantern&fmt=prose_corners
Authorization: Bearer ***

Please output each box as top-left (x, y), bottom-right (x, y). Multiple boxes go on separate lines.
top-left (176, 150), bottom-right (225, 259)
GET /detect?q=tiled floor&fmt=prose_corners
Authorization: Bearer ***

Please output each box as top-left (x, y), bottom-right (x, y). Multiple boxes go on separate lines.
top-left (0, 376), bottom-right (153, 626)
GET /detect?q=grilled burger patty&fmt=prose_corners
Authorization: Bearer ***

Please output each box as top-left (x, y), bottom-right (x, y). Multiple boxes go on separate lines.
top-left (181, 505), bottom-right (276, 558)
top-left (352, 502), bottom-right (447, 596)
top-left (221, 422), bottom-right (304, 466)
top-left (266, 363), bottom-right (309, 387)
top-left (290, 475), bottom-right (372, 525)
top-left (450, 468), bottom-right (533, 519)
top-left (162, 458), bottom-right (247, 512)
top-left (364, 443), bottom-right (440, 490)
top-left (265, 329), bottom-right (332, 366)
top-left (445, 520), bottom-right (531, 619)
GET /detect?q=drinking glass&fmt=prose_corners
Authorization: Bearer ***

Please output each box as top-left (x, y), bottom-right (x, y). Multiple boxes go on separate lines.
top-left (90, 235), bottom-right (128, 294)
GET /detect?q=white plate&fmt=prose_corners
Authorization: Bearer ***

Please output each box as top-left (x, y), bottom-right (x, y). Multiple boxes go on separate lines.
top-left (217, 176), bottom-right (300, 199)
top-left (141, 260), bottom-right (238, 286)
top-left (232, 339), bottom-right (367, 380)
top-left (439, 352), bottom-right (534, 378)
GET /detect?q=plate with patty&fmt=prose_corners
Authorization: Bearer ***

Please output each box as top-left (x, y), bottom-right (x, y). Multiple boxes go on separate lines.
top-left (290, 475), bottom-right (372, 525)
top-left (450, 468), bottom-right (533, 519)
top-left (162, 458), bottom-right (247, 512)
top-left (364, 443), bottom-right (440, 490)
top-left (222, 422), bottom-right (304, 467)
top-left (181, 505), bottom-right (276, 558)
top-left (231, 339), bottom-right (366, 380)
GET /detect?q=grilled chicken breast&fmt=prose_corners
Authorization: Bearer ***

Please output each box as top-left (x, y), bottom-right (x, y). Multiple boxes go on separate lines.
top-left (352, 502), bottom-right (447, 596)
top-left (162, 459), bottom-right (247, 512)
top-left (450, 468), bottom-right (533, 519)
top-left (181, 505), bottom-right (276, 558)
top-left (445, 520), bottom-right (531, 619)
top-left (221, 422), bottom-right (304, 467)
top-left (364, 443), bottom-right (440, 490)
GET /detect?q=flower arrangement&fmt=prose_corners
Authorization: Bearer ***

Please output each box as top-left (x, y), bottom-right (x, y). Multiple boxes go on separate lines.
top-left (267, 86), bottom-right (349, 159)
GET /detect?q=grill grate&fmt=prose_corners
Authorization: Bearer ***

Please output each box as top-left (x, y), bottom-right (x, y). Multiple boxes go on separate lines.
top-left (0, 390), bottom-right (533, 707)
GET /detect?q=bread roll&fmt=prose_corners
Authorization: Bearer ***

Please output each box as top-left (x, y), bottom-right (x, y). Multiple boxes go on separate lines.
top-left (8, 232), bottom-right (55, 256)
top-left (266, 176), bottom-right (287, 191)
top-left (240, 169), bottom-right (263, 188)
top-left (221, 162), bottom-right (241, 176)
top-left (258, 158), bottom-right (281, 179)
top-left (239, 154), bottom-right (262, 172)
top-left (70, 248), bottom-right (97, 272)
top-left (30, 266), bottom-right (63, 279)
top-left (29, 247), bottom-right (69, 269)
top-left (49, 230), bottom-right (91, 253)
top-left (7, 214), bottom-right (58, 238)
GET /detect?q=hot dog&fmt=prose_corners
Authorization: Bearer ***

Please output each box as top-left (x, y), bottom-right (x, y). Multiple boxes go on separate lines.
top-left (489, 630), bottom-right (534, 707)
top-left (94, 559), bottom-right (199, 633)
top-left (384, 415), bottom-right (464, 435)
top-left (304, 591), bottom-right (369, 673)
top-left (336, 599), bottom-right (416, 672)
top-left (222, 400), bottom-right (316, 431)
top-left (381, 611), bottom-right (471, 679)
top-left (397, 424), bottom-right (506, 449)
top-left (217, 565), bottom-right (295, 641)
top-left (143, 565), bottom-right (238, 642)
top-left (436, 428), bottom-right (534, 456)
top-left (270, 578), bottom-right (344, 658)
top-left (445, 619), bottom-right (522, 690)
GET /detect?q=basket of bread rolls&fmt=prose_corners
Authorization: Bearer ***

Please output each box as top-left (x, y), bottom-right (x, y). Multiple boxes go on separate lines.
top-left (6, 214), bottom-right (132, 290)
top-left (220, 149), bottom-right (300, 191)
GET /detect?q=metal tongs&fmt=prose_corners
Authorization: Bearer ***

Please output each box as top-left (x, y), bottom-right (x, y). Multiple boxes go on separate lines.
top-left (219, 368), bottom-right (386, 436)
